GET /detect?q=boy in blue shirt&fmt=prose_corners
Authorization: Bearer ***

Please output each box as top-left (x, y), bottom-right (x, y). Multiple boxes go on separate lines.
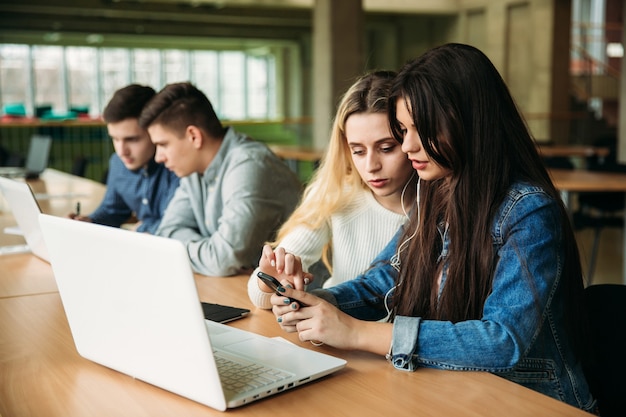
top-left (68, 84), bottom-right (179, 233)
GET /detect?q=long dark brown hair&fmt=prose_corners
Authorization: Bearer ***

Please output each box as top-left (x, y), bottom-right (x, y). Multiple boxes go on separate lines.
top-left (386, 43), bottom-right (586, 354)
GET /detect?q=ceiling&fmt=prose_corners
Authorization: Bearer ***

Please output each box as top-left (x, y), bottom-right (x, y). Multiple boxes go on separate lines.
top-left (113, 0), bottom-right (461, 14)
top-left (0, 0), bottom-right (459, 50)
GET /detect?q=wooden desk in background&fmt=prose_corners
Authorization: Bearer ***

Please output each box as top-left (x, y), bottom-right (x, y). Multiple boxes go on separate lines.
top-left (538, 144), bottom-right (610, 159)
top-left (270, 144), bottom-right (612, 172)
top-left (0, 170), bottom-right (593, 417)
top-left (269, 145), bottom-right (325, 162)
top-left (273, 144), bottom-right (609, 161)
top-left (0, 168), bottom-right (105, 220)
top-left (550, 168), bottom-right (626, 284)
top-left (0, 169), bottom-right (105, 298)
top-left (269, 145), bottom-right (324, 175)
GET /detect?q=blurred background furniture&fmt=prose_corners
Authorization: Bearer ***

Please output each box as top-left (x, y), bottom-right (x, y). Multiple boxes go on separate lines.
top-left (584, 283), bottom-right (626, 417)
top-left (573, 136), bottom-right (626, 282)
top-left (71, 156), bottom-right (89, 178)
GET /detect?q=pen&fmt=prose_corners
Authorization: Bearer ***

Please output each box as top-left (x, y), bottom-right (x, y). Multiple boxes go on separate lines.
top-left (75, 201), bottom-right (81, 216)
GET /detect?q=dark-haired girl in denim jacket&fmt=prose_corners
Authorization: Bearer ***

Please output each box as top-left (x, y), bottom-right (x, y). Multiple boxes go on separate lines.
top-left (259, 43), bottom-right (596, 413)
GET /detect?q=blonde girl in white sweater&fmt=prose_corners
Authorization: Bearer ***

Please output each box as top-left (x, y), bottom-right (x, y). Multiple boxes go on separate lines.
top-left (248, 71), bottom-right (416, 308)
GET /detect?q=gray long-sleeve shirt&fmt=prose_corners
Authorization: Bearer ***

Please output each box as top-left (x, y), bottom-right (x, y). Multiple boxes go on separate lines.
top-left (156, 127), bottom-right (302, 276)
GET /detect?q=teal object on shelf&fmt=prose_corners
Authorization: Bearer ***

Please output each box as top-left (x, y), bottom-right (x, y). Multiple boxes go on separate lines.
top-left (35, 104), bottom-right (53, 118)
top-left (3, 103), bottom-right (26, 116)
top-left (40, 110), bottom-right (78, 121)
top-left (69, 105), bottom-right (89, 115)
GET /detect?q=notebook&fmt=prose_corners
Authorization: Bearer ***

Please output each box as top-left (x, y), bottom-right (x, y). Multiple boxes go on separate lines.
top-left (38, 213), bottom-right (346, 411)
top-left (0, 176), bottom-right (49, 262)
top-left (0, 135), bottom-right (52, 179)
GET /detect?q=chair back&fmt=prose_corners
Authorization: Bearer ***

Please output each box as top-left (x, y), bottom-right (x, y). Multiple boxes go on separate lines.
top-left (71, 156), bottom-right (89, 177)
top-left (584, 284), bottom-right (626, 417)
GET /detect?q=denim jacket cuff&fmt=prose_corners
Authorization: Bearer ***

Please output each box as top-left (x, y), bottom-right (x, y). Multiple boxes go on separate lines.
top-left (310, 289), bottom-right (338, 307)
top-left (390, 315), bottom-right (421, 371)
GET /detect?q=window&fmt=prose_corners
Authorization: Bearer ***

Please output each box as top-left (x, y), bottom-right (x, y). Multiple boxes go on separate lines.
top-left (100, 48), bottom-right (130, 114)
top-left (0, 44), bottom-right (30, 115)
top-left (0, 44), bottom-right (277, 120)
top-left (192, 50), bottom-right (219, 109)
top-left (32, 45), bottom-right (64, 114)
top-left (219, 51), bottom-right (246, 120)
top-left (163, 49), bottom-right (190, 85)
top-left (247, 55), bottom-right (271, 119)
top-left (133, 48), bottom-right (161, 88)
top-left (66, 47), bottom-right (97, 115)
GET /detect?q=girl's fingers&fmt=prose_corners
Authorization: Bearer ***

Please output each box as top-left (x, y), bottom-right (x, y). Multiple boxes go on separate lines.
top-left (261, 244), bottom-right (276, 267)
top-left (273, 247), bottom-right (287, 273)
top-left (283, 253), bottom-right (296, 275)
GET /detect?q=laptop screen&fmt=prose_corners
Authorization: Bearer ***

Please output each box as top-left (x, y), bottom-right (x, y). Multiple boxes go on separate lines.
top-left (25, 135), bottom-right (52, 174)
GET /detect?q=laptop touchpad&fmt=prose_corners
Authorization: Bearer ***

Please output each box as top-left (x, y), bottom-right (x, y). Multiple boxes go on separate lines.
top-left (224, 338), bottom-right (293, 360)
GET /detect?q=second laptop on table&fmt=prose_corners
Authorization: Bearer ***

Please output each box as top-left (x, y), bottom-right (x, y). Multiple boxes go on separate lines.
top-left (0, 176), bottom-right (49, 261)
top-left (0, 135), bottom-right (52, 179)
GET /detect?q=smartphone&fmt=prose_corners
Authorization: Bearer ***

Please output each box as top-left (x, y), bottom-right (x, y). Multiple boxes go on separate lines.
top-left (200, 302), bottom-right (250, 324)
top-left (257, 271), bottom-right (303, 305)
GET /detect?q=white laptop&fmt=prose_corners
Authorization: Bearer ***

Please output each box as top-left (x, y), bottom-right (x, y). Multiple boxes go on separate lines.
top-left (0, 176), bottom-right (49, 262)
top-left (0, 135), bottom-right (52, 179)
top-left (38, 213), bottom-right (346, 411)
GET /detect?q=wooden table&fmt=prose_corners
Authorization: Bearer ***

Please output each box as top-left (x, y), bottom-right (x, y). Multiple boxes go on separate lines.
top-left (270, 144), bottom-right (612, 170)
top-left (538, 144), bottom-right (610, 159)
top-left (0, 271), bottom-right (593, 416)
top-left (273, 144), bottom-right (608, 162)
top-left (269, 145), bottom-right (325, 162)
top-left (269, 145), bottom-right (324, 176)
top-left (550, 168), bottom-right (626, 284)
top-left (550, 168), bottom-right (626, 193)
top-left (0, 169), bottom-right (105, 298)
top-left (0, 168), bottom-right (105, 223)
top-left (0, 169), bottom-right (594, 416)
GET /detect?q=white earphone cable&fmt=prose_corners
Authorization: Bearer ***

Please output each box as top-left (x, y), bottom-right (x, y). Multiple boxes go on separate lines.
top-left (385, 176), bottom-right (421, 318)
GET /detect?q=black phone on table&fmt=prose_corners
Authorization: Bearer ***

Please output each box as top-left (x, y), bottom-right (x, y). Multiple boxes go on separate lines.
top-left (200, 302), bottom-right (250, 323)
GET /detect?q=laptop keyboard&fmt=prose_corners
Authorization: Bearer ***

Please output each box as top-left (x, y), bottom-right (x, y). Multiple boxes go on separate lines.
top-left (214, 351), bottom-right (293, 393)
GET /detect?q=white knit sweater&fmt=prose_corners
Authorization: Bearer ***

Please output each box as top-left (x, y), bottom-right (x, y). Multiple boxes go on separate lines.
top-left (247, 189), bottom-right (408, 308)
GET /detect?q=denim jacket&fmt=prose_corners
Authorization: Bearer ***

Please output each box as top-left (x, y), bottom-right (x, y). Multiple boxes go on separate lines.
top-left (315, 182), bottom-right (595, 412)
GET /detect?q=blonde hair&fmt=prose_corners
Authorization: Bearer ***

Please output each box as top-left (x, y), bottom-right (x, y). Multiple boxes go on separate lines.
top-left (272, 70), bottom-right (397, 270)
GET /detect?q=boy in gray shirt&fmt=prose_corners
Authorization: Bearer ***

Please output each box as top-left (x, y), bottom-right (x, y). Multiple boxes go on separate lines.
top-left (138, 82), bottom-right (302, 276)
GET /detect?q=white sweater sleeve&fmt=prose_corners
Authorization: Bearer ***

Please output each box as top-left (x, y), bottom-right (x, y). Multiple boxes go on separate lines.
top-left (246, 223), bottom-right (331, 309)
top-left (247, 267), bottom-right (274, 309)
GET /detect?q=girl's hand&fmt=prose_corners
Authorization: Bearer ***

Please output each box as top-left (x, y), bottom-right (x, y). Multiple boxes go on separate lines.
top-left (258, 244), bottom-right (312, 291)
top-left (270, 286), bottom-right (363, 350)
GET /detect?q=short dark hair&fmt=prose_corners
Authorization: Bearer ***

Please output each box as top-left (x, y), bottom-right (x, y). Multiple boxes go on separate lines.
top-left (137, 82), bottom-right (224, 138)
top-left (102, 84), bottom-right (156, 123)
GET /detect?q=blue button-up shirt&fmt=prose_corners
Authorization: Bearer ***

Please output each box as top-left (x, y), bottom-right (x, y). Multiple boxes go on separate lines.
top-left (89, 153), bottom-right (179, 234)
